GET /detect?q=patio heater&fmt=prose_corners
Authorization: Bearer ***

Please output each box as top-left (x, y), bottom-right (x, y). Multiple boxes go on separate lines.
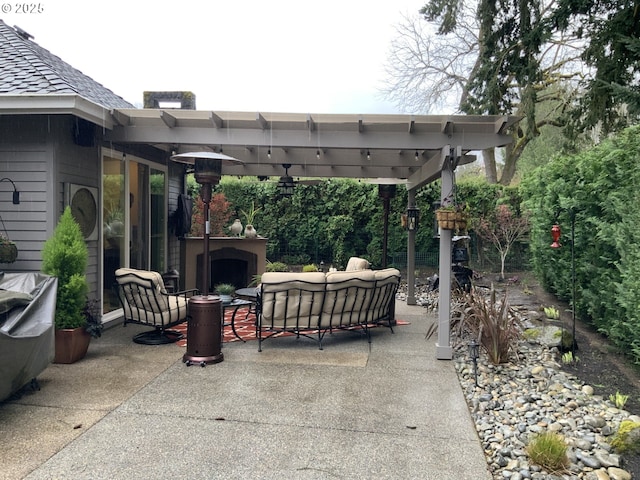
top-left (171, 151), bottom-right (244, 366)
top-left (378, 184), bottom-right (397, 268)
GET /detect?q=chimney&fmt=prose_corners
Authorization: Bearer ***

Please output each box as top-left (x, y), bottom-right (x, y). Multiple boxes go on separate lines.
top-left (143, 91), bottom-right (196, 110)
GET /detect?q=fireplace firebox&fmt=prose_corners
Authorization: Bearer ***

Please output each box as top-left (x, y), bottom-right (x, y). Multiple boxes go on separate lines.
top-left (180, 237), bottom-right (267, 293)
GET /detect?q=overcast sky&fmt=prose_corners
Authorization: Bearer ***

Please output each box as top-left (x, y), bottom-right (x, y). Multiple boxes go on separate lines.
top-left (3, 0), bottom-right (424, 113)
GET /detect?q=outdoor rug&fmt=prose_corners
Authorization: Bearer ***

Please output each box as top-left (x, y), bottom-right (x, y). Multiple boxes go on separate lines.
top-left (172, 307), bottom-right (409, 347)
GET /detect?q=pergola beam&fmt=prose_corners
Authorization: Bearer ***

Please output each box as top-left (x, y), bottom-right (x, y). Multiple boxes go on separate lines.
top-left (160, 110), bottom-right (177, 128)
top-left (209, 111), bottom-right (223, 128)
top-left (110, 109), bottom-right (130, 126)
top-left (256, 112), bottom-right (269, 130)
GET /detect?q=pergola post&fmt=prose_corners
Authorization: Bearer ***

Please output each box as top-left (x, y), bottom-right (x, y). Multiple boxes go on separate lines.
top-left (435, 146), bottom-right (458, 360)
top-left (406, 189), bottom-right (417, 305)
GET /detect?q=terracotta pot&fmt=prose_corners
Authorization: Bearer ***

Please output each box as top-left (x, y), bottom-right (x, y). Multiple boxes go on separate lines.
top-left (54, 327), bottom-right (91, 364)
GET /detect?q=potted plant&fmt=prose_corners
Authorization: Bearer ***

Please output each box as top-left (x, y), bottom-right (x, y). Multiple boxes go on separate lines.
top-left (42, 206), bottom-right (101, 364)
top-left (215, 283), bottom-right (236, 304)
top-left (240, 201), bottom-right (262, 238)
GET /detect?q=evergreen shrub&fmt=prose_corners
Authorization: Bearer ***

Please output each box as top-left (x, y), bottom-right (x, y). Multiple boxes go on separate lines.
top-left (41, 206), bottom-right (89, 329)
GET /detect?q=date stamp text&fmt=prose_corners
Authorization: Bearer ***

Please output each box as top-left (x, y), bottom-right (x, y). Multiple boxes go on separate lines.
top-left (1, 3), bottom-right (45, 14)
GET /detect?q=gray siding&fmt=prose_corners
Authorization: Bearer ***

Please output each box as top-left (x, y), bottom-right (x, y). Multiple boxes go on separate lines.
top-left (0, 114), bottom-right (100, 292)
top-left (1, 113), bottom-right (181, 303)
top-left (55, 116), bottom-right (101, 294)
top-left (0, 115), bottom-right (52, 272)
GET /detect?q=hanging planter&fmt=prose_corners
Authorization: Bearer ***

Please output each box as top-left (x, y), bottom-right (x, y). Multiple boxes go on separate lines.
top-left (436, 207), bottom-right (468, 231)
top-left (0, 215), bottom-right (18, 264)
top-left (0, 238), bottom-right (17, 263)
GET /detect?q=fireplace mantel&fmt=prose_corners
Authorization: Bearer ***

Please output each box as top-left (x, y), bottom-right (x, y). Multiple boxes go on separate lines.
top-left (180, 236), bottom-right (267, 292)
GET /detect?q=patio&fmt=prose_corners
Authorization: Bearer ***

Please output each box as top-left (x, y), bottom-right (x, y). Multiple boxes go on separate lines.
top-left (0, 300), bottom-right (490, 480)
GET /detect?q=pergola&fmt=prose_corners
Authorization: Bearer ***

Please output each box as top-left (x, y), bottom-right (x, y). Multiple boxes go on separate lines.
top-left (107, 108), bottom-right (520, 360)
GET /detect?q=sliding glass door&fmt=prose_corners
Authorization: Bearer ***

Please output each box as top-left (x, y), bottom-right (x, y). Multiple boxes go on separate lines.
top-left (102, 151), bottom-right (167, 319)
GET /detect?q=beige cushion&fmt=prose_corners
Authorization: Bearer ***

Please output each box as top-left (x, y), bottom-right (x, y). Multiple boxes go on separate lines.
top-left (345, 257), bottom-right (370, 271)
top-left (374, 268), bottom-right (401, 283)
top-left (368, 268), bottom-right (401, 322)
top-left (123, 294), bottom-right (189, 326)
top-left (115, 268), bottom-right (169, 313)
top-left (322, 270), bottom-right (376, 327)
top-left (260, 272), bottom-right (325, 328)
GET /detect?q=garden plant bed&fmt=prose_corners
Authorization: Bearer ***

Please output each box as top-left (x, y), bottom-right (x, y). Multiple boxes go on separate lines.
top-left (405, 269), bottom-right (640, 478)
top-left (515, 275), bottom-right (640, 478)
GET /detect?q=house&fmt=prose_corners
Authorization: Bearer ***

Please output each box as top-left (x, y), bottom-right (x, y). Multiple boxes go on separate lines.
top-left (0, 20), bottom-right (188, 324)
top-left (0, 20), bottom-right (518, 357)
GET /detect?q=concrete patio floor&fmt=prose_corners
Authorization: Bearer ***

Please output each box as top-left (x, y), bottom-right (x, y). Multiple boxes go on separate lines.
top-left (0, 301), bottom-right (490, 480)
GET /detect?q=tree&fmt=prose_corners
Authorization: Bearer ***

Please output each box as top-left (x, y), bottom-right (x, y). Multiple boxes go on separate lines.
top-left (550, 0), bottom-right (640, 139)
top-left (474, 204), bottom-right (530, 281)
top-left (382, 0), bottom-right (589, 185)
top-left (189, 192), bottom-right (232, 237)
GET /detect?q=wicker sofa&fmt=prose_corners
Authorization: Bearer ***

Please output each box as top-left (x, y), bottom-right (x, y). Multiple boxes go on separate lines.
top-left (256, 264), bottom-right (400, 351)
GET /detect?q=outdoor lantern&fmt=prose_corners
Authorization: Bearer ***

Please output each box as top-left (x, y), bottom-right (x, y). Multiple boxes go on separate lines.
top-left (432, 201), bottom-right (441, 238)
top-left (277, 163), bottom-right (295, 197)
top-left (468, 338), bottom-right (480, 386)
top-left (406, 205), bottom-right (420, 231)
top-left (551, 223), bottom-right (562, 248)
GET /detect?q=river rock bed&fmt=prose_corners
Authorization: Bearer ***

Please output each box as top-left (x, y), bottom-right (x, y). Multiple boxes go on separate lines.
top-left (397, 282), bottom-right (638, 480)
top-left (456, 342), bottom-right (638, 480)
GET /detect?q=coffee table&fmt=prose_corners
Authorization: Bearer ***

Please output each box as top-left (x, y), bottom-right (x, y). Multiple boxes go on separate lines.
top-left (235, 287), bottom-right (258, 301)
top-left (223, 298), bottom-right (254, 342)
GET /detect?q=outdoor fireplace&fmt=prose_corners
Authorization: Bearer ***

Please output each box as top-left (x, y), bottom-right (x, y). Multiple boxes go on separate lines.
top-left (180, 237), bottom-right (267, 292)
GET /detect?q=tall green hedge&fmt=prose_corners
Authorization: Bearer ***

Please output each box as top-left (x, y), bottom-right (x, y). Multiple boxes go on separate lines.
top-left (208, 176), bottom-right (522, 270)
top-left (521, 125), bottom-right (640, 363)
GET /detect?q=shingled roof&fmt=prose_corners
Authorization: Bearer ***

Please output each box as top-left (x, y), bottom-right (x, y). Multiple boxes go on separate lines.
top-left (0, 20), bottom-right (134, 109)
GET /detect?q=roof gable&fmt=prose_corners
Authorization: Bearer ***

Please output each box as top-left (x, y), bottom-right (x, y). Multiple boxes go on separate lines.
top-left (0, 20), bottom-right (134, 109)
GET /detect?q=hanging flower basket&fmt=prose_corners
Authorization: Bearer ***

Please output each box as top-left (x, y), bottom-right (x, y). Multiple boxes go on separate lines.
top-left (0, 238), bottom-right (18, 263)
top-left (436, 208), bottom-right (468, 231)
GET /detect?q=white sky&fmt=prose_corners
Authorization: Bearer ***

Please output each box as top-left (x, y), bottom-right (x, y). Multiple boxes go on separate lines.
top-left (3, 0), bottom-right (423, 113)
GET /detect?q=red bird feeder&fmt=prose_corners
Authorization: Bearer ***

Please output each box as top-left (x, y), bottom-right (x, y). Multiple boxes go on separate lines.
top-left (550, 223), bottom-right (561, 248)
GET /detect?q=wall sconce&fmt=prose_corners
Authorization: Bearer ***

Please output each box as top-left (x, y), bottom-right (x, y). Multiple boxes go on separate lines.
top-left (0, 178), bottom-right (20, 204)
top-left (406, 205), bottom-right (420, 231)
top-left (468, 338), bottom-right (480, 386)
top-left (316, 149), bottom-right (320, 160)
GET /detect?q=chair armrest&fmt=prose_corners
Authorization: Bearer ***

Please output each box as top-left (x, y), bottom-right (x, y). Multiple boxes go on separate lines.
top-left (171, 288), bottom-right (200, 298)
